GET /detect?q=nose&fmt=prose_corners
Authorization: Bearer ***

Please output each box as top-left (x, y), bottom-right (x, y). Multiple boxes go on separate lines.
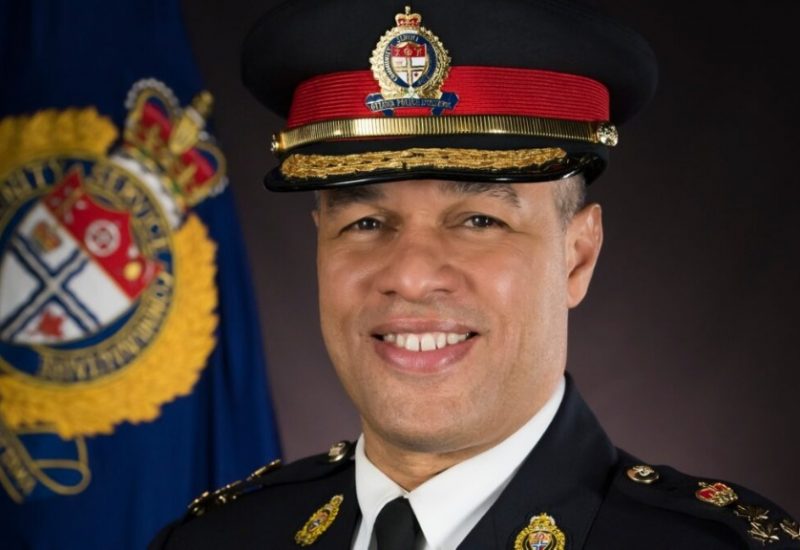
top-left (374, 228), bottom-right (462, 302)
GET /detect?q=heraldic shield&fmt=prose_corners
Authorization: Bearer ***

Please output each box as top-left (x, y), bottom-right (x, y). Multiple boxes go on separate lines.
top-left (0, 79), bottom-right (223, 503)
top-left (390, 40), bottom-right (429, 88)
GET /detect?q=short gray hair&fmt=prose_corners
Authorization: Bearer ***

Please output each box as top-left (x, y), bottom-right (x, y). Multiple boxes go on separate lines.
top-left (553, 174), bottom-right (587, 228)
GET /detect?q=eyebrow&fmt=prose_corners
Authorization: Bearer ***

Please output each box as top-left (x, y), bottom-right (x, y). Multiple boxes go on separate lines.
top-left (442, 181), bottom-right (521, 208)
top-left (323, 180), bottom-right (521, 212)
top-left (323, 185), bottom-right (386, 213)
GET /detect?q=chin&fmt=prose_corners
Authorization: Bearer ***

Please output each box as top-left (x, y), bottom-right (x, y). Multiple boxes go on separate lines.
top-left (380, 426), bottom-right (466, 454)
top-left (368, 405), bottom-right (484, 455)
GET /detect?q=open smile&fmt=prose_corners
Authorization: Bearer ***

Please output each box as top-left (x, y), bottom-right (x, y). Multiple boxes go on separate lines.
top-left (374, 331), bottom-right (478, 352)
top-left (369, 323), bottom-right (481, 373)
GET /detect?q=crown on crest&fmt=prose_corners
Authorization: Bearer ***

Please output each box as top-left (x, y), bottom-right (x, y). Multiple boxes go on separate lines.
top-left (395, 6), bottom-right (422, 29)
top-left (121, 79), bottom-right (226, 208)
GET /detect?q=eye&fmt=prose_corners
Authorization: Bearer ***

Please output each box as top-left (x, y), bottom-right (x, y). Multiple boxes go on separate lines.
top-left (463, 214), bottom-right (504, 229)
top-left (345, 217), bottom-right (383, 232)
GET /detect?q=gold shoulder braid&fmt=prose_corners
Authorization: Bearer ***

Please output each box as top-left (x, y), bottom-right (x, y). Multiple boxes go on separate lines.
top-left (187, 442), bottom-right (354, 518)
top-left (187, 459), bottom-right (282, 517)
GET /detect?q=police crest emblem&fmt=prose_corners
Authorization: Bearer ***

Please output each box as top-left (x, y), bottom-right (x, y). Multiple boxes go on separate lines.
top-left (366, 6), bottom-right (458, 115)
top-left (0, 79), bottom-right (222, 502)
top-left (294, 494), bottom-right (344, 546)
top-left (513, 513), bottom-right (566, 550)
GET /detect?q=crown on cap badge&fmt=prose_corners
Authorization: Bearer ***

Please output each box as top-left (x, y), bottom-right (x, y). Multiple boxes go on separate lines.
top-left (366, 6), bottom-right (458, 116)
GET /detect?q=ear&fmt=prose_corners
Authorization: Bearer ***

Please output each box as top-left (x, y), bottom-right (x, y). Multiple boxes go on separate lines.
top-left (311, 208), bottom-right (320, 228)
top-left (565, 203), bottom-right (603, 308)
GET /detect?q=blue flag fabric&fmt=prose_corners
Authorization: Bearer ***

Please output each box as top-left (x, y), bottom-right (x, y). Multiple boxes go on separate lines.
top-left (0, 1), bottom-right (281, 548)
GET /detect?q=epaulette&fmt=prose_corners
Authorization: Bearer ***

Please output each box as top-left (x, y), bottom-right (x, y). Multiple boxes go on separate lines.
top-left (184, 440), bottom-right (354, 519)
top-left (615, 453), bottom-right (800, 548)
top-left (186, 458), bottom-right (283, 518)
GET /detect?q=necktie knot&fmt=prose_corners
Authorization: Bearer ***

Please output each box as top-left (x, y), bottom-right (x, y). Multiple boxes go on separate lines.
top-left (374, 496), bottom-right (420, 550)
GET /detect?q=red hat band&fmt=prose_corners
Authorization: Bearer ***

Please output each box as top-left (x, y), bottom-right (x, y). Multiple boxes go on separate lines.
top-left (275, 66), bottom-right (616, 155)
top-left (287, 66), bottom-right (610, 129)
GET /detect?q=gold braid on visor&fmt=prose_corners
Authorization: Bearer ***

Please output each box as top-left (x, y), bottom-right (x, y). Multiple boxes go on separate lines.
top-left (280, 147), bottom-right (569, 180)
top-left (272, 115), bottom-right (618, 154)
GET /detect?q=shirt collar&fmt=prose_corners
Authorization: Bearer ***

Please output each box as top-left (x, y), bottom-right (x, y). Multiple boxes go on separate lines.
top-left (354, 376), bottom-right (566, 550)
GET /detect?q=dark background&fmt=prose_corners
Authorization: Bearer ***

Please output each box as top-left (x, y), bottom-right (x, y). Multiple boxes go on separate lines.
top-left (180, 0), bottom-right (800, 517)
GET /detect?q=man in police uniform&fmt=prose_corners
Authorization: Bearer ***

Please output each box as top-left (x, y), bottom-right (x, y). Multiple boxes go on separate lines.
top-left (151, 0), bottom-right (799, 548)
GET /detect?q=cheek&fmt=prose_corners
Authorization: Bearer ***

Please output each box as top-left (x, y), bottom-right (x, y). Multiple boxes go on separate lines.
top-left (471, 239), bottom-right (568, 380)
top-left (471, 240), bottom-right (565, 321)
top-left (317, 254), bottom-right (366, 405)
top-left (317, 248), bottom-right (374, 355)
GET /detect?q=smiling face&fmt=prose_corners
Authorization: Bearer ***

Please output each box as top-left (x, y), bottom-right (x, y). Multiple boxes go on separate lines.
top-left (315, 178), bottom-right (602, 460)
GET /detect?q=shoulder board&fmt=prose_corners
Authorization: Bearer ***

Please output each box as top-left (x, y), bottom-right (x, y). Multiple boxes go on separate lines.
top-left (614, 451), bottom-right (799, 548)
top-left (185, 440), bottom-right (355, 519)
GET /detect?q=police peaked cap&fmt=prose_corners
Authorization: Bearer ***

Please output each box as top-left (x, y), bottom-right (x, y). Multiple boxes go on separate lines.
top-left (242, 0), bottom-right (658, 191)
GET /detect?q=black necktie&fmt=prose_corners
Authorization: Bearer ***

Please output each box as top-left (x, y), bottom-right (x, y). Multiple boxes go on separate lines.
top-left (374, 496), bottom-right (421, 550)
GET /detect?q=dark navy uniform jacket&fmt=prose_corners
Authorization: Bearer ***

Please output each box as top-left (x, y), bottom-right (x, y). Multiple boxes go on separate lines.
top-left (150, 377), bottom-right (799, 549)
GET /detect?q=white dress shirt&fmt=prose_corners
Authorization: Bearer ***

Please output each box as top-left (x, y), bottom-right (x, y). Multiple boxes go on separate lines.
top-left (352, 376), bottom-right (566, 550)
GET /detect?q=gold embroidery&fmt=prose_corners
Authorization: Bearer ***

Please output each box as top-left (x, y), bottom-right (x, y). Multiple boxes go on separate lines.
top-left (0, 109), bottom-right (117, 177)
top-left (0, 418), bottom-right (90, 502)
top-left (734, 504), bottom-right (770, 523)
top-left (747, 521), bottom-right (781, 545)
top-left (280, 147), bottom-right (567, 180)
top-left (780, 518), bottom-right (800, 540)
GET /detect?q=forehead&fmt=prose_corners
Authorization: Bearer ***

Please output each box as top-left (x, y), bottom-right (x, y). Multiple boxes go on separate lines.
top-left (320, 180), bottom-right (534, 212)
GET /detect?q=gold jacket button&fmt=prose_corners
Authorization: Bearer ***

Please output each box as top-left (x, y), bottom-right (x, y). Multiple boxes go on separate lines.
top-left (327, 441), bottom-right (350, 463)
top-left (627, 464), bottom-right (660, 484)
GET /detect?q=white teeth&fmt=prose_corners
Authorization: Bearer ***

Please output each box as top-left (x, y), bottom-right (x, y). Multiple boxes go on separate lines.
top-left (382, 331), bottom-right (471, 352)
top-left (420, 333), bottom-right (436, 351)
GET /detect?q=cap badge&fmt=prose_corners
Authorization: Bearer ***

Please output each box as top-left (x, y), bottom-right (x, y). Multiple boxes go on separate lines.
top-left (294, 494), bottom-right (344, 546)
top-left (513, 513), bottom-right (566, 550)
top-left (367, 6), bottom-right (458, 116)
top-left (695, 481), bottom-right (738, 507)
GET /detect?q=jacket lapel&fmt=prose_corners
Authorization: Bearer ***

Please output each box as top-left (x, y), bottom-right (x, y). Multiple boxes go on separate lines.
top-left (458, 375), bottom-right (617, 549)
